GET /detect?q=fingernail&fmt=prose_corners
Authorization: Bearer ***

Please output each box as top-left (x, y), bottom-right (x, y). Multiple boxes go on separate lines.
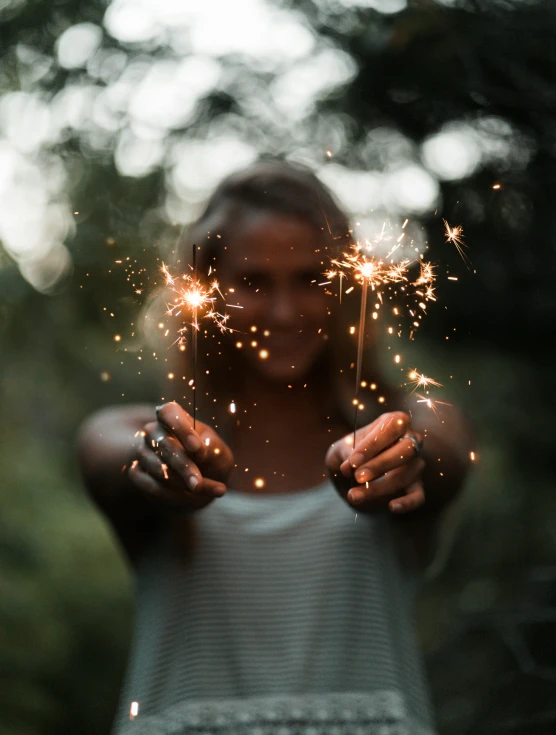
top-left (348, 489), bottom-right (365, 504)
top-left (339, 461), bottom-right (352, 478)
top-left (391, 502), bottom-right (403, 513)
top-left (155, 404), bottom-right (166, 413)
top-left (350, 453), bottom-right (365, 468)
top-left (185, 434), bottom-right (203, 452)
top-left (355, 468), bottom-right (372, 483)
top-left (188, 476), bottom-right (199, 491)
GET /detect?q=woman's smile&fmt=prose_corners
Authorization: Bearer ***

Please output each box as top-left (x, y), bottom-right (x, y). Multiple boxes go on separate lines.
top-left (220, 211), bottom-right (330, 382)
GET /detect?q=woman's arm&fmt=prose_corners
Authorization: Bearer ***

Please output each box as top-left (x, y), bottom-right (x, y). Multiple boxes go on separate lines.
top-left (77, 402), bottom-right (233, 564)
top-left (393, 403), bottom-right (473, 565)
top-left (77, 404), bottom-right (159, 564)
top-left (410, 402), bottom-right (473, 513)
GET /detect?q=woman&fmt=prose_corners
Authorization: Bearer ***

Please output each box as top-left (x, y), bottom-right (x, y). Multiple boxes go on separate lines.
top-left (78, 161), bottom-right (472, 735)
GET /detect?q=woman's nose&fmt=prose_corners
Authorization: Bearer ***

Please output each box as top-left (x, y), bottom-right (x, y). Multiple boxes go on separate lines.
top-left (270, 287), bottom-right (297, 324)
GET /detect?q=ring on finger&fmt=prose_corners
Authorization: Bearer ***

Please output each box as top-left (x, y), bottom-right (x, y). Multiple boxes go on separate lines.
top-left (400, 432), bottom-right (423, 457)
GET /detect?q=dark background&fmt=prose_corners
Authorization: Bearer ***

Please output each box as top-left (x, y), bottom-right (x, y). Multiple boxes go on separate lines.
top-left (1, 1), bottom-right (555, 733)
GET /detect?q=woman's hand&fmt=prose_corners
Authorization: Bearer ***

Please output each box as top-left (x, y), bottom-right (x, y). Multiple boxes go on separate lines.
top-left (326, 411), bottom-right (426, 515)
top-left (128, 401), bottom-right (234, 513)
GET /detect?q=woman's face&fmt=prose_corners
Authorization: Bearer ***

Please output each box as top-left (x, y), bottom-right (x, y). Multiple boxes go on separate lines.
top-left (218, 210), bottom-right (331, 383)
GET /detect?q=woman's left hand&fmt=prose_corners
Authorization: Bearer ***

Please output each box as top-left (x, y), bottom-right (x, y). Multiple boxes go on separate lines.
top-left (325, 411), bottom-right (426, 515)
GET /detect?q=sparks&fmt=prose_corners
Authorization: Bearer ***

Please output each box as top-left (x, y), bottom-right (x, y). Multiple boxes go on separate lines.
top-left (407, 369), bottom-right (443, 394)
top-left (162, 247), bottom-right (232, 429)
top-left (161, 262), bottom-right (230, 338)
top-left (325, 223), bottom-right (440, 439)
top-left (415, 393), bottom-right (452, 419)
top-left (443, 219), bottom-right (471, 267)
top-left (415, 261), bottom-right (435, 286)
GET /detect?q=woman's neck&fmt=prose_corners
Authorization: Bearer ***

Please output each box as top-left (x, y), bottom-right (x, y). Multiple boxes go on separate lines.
top-left (226, 366), bottom-right (348, 494)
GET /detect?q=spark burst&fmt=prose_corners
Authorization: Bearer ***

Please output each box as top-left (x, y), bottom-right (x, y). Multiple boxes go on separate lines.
top-left (162, 245), bottom-right (231, 427)
top-left (443, 219), bottom-right (471, 268)
top-left (407, 369), bottom-right (443, 394)
top-left (162, 266), bottom-right (230, 338)
top-left (326, 229), bottom-right (438, 441)
top-left (415, 393), bottom-right (452, 420)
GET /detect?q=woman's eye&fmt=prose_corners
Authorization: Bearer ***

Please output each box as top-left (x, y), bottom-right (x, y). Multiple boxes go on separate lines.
top-left (238, 273), bottom-right (270, 290)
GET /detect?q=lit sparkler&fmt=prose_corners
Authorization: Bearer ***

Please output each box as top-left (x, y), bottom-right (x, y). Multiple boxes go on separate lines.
top-left (325, 224), bottom-right (440, 439)
top-left (162, 244), bottom-right (231, 427)
top-left (407, 369), bottom-right (443, 394)
top-left (327, 235), bottom-right (425, 440)
top-left (415, 393), bottom-right (452, 420)
top-left (443, 219), bottom-right (471, 268)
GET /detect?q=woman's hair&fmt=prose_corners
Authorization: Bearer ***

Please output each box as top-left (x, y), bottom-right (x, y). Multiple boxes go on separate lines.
top-left (187, 159), bottom-right (353, 268)
top-left (162, 159), bottom-right (395, 433)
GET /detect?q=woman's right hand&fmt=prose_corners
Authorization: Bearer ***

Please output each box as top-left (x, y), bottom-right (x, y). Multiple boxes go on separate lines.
top-left (128, 401), bottom-right (234, 512)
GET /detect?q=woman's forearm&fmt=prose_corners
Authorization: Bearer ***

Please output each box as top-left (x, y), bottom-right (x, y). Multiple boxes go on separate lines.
top-left (414, 405), bottom-right (474, 514)
top-left (77, 404), bottom-right (160, 561)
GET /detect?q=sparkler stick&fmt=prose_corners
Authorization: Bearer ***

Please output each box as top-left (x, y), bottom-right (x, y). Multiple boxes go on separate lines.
top-left (324, 222), bottom-right (444, 433)
top-left (443, 219), bottom-right (471, 268)
top-left (162, 248), bottom-right (231, 429)
top-left (192, 243), bottom-right (198, 429)
top-left (352, 277), bottom-right (369, 443)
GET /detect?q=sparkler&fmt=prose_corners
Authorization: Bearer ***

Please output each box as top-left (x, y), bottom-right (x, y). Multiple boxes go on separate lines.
top-left (406, 369), bottom-right (443, 395)
top-left (443, 219), bottom-right (471, 268)
top-left (162, 245), bottom-right (231, 428)
top-left (328, 238), bottom-right (406, 441)
top-left (325, 224), bottom-right (440, 439)
top-left (415, 393), bottom-right (452, 420)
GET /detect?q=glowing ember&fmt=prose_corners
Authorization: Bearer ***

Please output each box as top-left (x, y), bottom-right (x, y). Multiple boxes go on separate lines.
top-left (415, 393), bottom-right (452, 419)
top-left (407, 369), bottom-right (442, 394)
top-left (443, 219), bottom-right (471, 267)
top-left (325, 224), bottom-right (438, 439)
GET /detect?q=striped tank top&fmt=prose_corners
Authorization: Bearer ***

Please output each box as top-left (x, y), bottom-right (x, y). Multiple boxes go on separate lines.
top-left (114, 481), bottom-right (436, 735)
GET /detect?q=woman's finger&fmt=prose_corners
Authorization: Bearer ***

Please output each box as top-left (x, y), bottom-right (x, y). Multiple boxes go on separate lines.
top-left (156, 403), bottom-right (234, 484)
top-left (347, 458), bottom-right (424, 508)
top-left (325, 435), bottom-right (357, 478)
top-left (143, 422), bottom-right (202, 492)
top-left (389, 480), bottom-right (426, 514)
top-left (196, 425), bottom-right (234, 484)
top-left (347, 411), bottom-right (410, 470)
top-left (128, 462), bottom-right (169, 499)
top-left (353, 434), bottom-right (424, 484)
top-left (129, 463), bottom-right (219, 510)
top-left (197, 477), bottom-right (227, 497)
top-left (136, 442), bottom-right (169, 482)
top-left (155, 402), bottom-right (206, 461)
